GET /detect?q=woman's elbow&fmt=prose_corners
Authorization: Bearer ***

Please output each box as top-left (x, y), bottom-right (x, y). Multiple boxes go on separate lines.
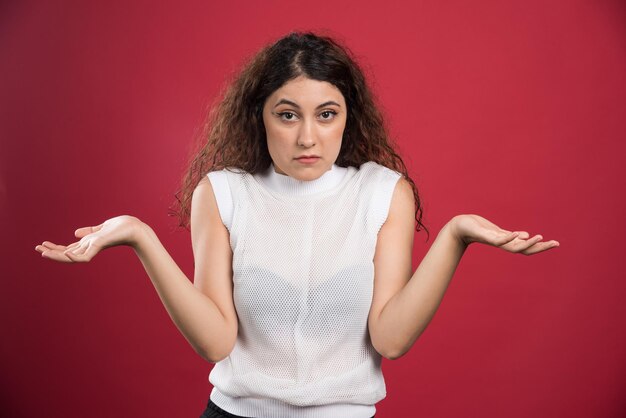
top-left (380, 341), bottom-right (414, 360)
top-left (199, 346), bottom-right (230, 364)
top-left (372, 333), bottom-right (408, 361)
top-left (200, 321), bottom-right (238, 363)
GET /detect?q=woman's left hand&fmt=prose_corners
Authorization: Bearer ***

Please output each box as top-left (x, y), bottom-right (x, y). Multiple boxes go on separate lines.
top-left (450, 214), bottom-right (560, 255)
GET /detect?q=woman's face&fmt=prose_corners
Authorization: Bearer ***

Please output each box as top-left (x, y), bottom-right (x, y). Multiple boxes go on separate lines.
top-left (262, 75), bottom-right (347, 181)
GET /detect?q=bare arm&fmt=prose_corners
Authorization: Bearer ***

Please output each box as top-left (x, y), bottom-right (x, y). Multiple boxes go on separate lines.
top-left (35, 177), bottom-right (237, 363)
top-left (367, 177), bottom-right (466, 360)
top-left (368, 178), bottom-right (559, 360)
top-left (132, 221), bottom-right (235, 363)
top-left (370, 219), bottom-right (467, 360)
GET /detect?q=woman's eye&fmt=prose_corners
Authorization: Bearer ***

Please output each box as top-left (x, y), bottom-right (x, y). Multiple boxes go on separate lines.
top-left (320, 110), bottom-right (337, 121)
top-left (278, 112), bottom-right (297, 122)
top-left (276, 110), bottom-right (336, 122)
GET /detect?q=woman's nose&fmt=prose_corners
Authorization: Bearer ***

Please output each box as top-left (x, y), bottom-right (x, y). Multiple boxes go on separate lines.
top-left (297, 119), bottom-right (316, 147)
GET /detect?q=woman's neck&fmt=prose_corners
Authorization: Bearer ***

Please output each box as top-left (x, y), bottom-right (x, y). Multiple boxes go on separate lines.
top-left (257, 162), bottom-right (348, 196)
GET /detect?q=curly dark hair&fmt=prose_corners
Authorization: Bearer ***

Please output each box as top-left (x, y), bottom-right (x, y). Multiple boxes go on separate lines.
top-left (169, 30), bottom-right (429, 240)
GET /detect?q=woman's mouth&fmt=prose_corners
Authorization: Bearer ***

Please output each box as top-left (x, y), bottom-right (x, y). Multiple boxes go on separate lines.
top-left (295, 156), bottom-right (320, 164)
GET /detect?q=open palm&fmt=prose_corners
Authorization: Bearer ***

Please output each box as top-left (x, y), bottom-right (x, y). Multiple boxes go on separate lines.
top-left (34, 215), bottom-right (141, 263)
top-left (453, 214), bottom-right (560, 255)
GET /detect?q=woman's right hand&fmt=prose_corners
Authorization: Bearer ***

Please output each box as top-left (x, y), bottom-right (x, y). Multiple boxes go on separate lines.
top-left (35, 215), bottom-right (144, 263)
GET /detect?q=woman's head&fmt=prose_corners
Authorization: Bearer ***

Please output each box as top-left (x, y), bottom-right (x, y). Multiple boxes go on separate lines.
top-left (262, 75), bottom-right (347, 181)
top-left (224, 31), bottom-right (393, 174)
top-left (172, 31), bottom-right (429, 238)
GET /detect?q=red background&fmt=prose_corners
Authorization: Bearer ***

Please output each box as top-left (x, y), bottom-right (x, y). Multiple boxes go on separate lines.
top-left (2, 1), bottom-right (625, 417)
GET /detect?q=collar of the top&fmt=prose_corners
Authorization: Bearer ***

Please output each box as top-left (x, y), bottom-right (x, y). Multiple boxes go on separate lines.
top-left (258, 162), bottom-right (348, 197)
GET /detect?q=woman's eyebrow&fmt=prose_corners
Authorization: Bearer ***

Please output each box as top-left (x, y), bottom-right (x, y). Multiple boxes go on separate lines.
top-left (274, 99), bottom-right (341, 109)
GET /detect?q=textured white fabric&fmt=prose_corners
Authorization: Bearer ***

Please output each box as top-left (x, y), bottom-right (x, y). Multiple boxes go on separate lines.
top-left (205, 161), bottom-right (402, 418)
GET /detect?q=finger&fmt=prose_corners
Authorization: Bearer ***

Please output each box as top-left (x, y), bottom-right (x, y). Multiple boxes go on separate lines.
top-left (521, 241), bottom-right (555, 255)
top-left (515, 231), bottom-right (530, 239)
top-left (64, 250), bottom-right (80, 262)
top-left (40, 241), bottom-right (67, 251)
top-left (499, 232), bottom-right (536, 252)
top-left (65, 247), bottom-right (93, 263)
top-left (516, 235), bottom-right (545, 253)
top-left (64, 243), bottom-right (88, 258)
top-left (65, 245), bottom-right (86, 257)
top-left (41, 249), bottom-right (74, 263)
top-left (80, 243), bottom-right (99, 261)
top-left (65, 242), bottom-right (81, 252)
top-left (75, 223), bottom-right (104, 238)
top-left (35, 244), bottom-right (65, 253)
top-left (496, 231), bottom-right (519, 246)
top-left (522, 240), bottom-right (560, 255)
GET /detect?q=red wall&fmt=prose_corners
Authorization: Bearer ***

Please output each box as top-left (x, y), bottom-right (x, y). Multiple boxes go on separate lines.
top-left (2, 1), bottom-right (625, 417)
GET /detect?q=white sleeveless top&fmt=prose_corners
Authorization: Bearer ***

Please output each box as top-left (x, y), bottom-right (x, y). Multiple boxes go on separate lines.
top-left (205, 161), bottom-right (402, 418)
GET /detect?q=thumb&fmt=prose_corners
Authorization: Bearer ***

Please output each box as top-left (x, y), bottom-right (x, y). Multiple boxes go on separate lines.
top-left (74, 223), bottom-right (104, 238)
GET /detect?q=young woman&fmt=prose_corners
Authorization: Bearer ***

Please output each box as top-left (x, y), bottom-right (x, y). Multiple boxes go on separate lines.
top-left (35, 31), bottom-right (559, 418)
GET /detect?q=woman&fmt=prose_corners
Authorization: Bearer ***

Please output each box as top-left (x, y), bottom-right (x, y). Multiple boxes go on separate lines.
top-left (35, 31), bottom-right (559, 418)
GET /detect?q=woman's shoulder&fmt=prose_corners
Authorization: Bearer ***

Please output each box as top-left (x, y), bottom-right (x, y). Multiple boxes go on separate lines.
top-left (207, 166), bottom-right (248, 176)
top-left (357, 161), bottom-right (403, 179)
top-left (206, 167), bottom-right (250, 189)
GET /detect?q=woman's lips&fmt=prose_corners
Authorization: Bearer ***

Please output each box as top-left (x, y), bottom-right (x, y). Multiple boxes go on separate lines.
top-left (295, 157), bottom-right (320, 164)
